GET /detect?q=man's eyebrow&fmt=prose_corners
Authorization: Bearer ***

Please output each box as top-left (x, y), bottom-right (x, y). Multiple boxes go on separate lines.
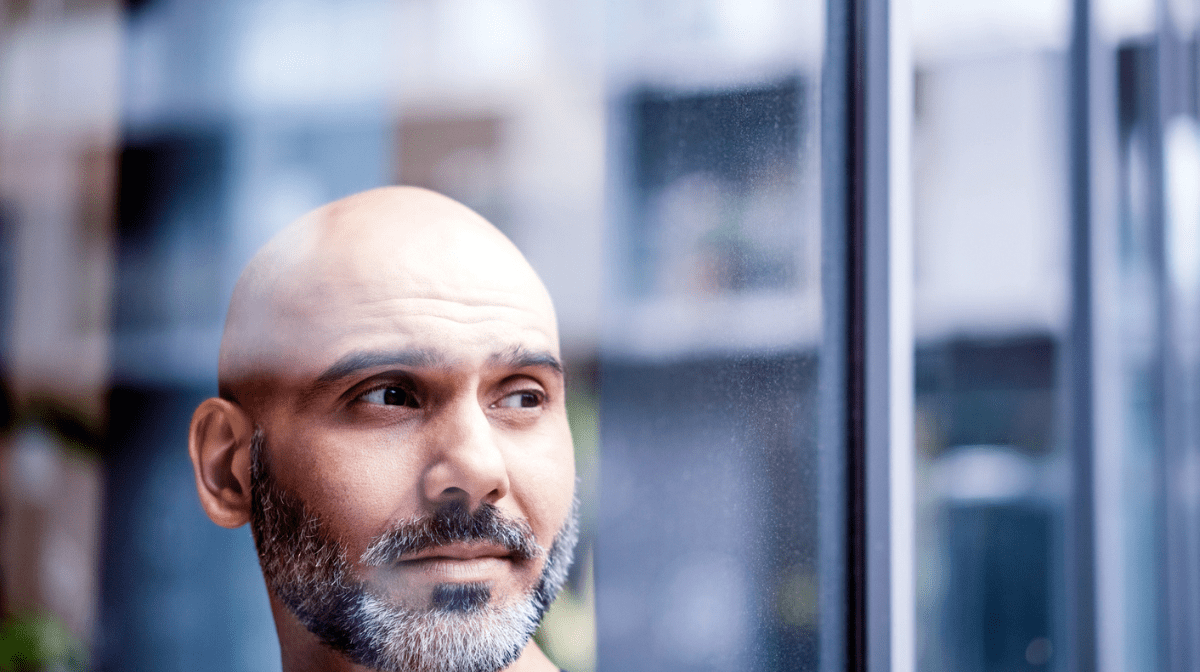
top-left (315, 349), bottom-right (445, 386)
top-left (490, 346), bottom-right (563, 375)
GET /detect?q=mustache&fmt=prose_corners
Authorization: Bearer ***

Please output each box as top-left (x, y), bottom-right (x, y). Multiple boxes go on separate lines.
top-left (359, 500), bottom-right (543, 567)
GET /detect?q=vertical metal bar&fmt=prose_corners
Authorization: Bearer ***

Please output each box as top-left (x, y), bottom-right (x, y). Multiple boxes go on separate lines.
top-left (822, 0), bottom-right (899, 669)
top-left (887, 0), bottom-right (915, 669)
top-left (863, 0), bottom-right (894, 669)
top-left (1084, 4), bottom-right (1125, 672)
top-left (847, 0), bottom-right (871, 659)
top-left (818, 0), bottom-right (855, 665)
top-left (1068, 0), bottom-right (1099, 670)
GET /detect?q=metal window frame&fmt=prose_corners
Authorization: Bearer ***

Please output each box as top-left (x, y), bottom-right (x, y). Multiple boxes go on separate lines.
top-left (1076, 1), bottom-right (1200, 671)
top-left (1067, 0), bottom-right (1102, 670)
top-left (825, 0), bottom-right (1200, 670)
top-left (1073, 0), bottom-right (1130, 671)
top-left (820, 0), bottom-right (914, 669)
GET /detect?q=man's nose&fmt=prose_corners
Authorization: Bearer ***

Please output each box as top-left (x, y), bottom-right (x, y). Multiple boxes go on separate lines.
top-left (421, 397), bottom-right (510, 509)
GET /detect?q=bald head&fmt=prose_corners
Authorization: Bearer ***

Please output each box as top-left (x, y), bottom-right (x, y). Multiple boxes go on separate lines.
top-left (219, 186), bottom-right (558, 410)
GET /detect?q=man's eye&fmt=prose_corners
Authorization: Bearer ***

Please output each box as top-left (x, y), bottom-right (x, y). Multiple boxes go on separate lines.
top-left (361, 386), bottom-right (419, 408)
top-left (495, 391), bottom-right (542, 409)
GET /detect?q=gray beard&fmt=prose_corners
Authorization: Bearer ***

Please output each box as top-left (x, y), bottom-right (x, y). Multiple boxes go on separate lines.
top-left (247, 427), bottom-right (580, 672)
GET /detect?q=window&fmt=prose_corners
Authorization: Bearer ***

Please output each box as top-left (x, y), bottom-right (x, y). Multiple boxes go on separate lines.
top-left (2, 0), bottom-right (1198, 670)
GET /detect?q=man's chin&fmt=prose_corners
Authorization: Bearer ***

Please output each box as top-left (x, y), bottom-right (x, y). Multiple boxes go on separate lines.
top-left (363, 556), bottom-right (538, 607)
top-left (271, 543), bottom-right (563, 672)
top-left (330, 582), bottom-right (543, 672)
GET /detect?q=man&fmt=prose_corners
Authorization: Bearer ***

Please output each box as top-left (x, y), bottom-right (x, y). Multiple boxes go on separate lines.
top-left (186, 186), bottom-right (579, 672)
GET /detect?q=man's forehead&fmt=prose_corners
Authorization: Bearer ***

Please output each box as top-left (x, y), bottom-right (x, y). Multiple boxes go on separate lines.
top-left (310, 301), bottom-right (562, 367)
top-left (219, 187), bottom-right (560, 392)
top-left (281, 201), bottom-right (542, 299)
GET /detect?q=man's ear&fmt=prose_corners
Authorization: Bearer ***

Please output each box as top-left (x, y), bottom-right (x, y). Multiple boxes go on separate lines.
top-left (188, 397), bottom-right (255, 528)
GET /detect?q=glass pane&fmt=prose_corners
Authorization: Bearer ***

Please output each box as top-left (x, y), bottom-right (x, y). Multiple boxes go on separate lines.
top-left (83, 1), bottom-right (612, 670)
top-left (598, 1), bottom-right (831, 670)
top-left (910, 1), bottom-right (1072, 670)
top-left (1111, 6), bottom-right (1200, 667)
top-left (3, 1), bottom-right (841, 670)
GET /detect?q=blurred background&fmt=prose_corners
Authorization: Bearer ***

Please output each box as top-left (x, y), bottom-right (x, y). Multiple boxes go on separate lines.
top-left (0, 0), bottom-right (1199, 671)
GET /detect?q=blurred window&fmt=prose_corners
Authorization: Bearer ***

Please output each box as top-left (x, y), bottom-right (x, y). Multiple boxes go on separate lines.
top-left (597, 2), bottom-right (834, 669)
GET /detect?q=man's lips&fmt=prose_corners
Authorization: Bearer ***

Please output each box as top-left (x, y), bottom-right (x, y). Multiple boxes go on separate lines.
top-left (398, 542), bottom-right (516, 564)
top-left (386, 543), bottom-right (520, 583)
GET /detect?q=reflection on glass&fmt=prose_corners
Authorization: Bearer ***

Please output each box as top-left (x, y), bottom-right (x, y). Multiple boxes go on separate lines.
top-left (629, 80), bottom-right (811, 298)
top-left (1113, 39), bottom-right (1163, 672)
top-left (599, 2), bottom-right (826, 670)
top-left (911, 0), bottom-right (1071, 669)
